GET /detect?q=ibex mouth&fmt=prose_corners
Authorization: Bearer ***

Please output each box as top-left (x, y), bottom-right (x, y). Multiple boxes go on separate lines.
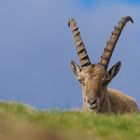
top-left (88, 98), bottom-right (99, 110)
top-left (89, 103), bottom-right (98, 110)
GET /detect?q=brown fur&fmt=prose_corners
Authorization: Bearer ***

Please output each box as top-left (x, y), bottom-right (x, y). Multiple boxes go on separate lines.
top-left (71, 63), bottom-right (138, 113)
top-left (98, 88), bottom-right (138, 113)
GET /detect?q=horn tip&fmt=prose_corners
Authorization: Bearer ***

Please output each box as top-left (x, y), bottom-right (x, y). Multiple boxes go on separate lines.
top-left (125, 16), bottom-right (134, 23)
top-left (128, 16), bottom-right (134, 23)
top-left (117, 61), bottom-right (121, 65)
top-left (70, 60), bottom-right (75, 64)
top-left (68, 17), bottom-right (75, 27)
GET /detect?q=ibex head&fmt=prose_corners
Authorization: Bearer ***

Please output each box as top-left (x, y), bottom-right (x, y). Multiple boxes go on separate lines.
top-left (69, 16), bottom-right (133, 112)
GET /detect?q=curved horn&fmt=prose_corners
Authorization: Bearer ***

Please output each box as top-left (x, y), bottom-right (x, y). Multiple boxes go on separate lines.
top-left (68, 17), bottom-right (91, 67)
top-left (98, 16), bottom-right (134, 69)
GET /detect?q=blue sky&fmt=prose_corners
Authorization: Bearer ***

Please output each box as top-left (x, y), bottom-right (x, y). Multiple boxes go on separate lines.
top-left (0, 0), bottom-right (140, 109)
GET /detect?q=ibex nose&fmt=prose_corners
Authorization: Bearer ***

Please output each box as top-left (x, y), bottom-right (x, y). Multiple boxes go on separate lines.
top-left (87, 98), bottom-right (97, 106)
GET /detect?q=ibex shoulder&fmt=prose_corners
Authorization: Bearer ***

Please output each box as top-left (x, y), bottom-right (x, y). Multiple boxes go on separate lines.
top-left (107, 88), bottom-right (138, 112)
top-left (108, 88), bottom-right (135, 101)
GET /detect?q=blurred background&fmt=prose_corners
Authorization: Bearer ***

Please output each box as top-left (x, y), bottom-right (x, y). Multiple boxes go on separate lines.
top-left (0, 0), bottom-right (140, 109)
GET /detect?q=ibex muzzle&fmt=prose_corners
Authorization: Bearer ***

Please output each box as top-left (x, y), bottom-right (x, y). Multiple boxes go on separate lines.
top-left (69, 16), bottom-right (138, 113)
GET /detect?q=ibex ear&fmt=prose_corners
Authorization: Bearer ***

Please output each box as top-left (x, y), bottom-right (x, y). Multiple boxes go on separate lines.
top-left (70, 60), bottom-right (81, 78)
top-left (108, 61), bottom-right (121, 80)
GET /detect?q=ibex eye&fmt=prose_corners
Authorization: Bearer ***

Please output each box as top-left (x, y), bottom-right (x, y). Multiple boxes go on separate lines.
top-left (101, 76), bottom-right (110, 86)
top-left (101, 76), bottom-right (106, 82)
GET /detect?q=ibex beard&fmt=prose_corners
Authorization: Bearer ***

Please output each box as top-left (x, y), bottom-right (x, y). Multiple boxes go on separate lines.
top-left (69, 16), bottom-right (138, 113)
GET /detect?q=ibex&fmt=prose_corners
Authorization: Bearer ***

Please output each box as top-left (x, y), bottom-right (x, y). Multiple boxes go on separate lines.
top-left (68, 16), bottom-right (138, 113)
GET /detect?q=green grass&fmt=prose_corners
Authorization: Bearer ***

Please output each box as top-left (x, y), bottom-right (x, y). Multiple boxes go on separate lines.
top-left (0, 101), bottom-right (140, 140)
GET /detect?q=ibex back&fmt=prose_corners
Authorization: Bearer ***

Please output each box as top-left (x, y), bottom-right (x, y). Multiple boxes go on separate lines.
top-left (68, 16), bottom-right (138, 113)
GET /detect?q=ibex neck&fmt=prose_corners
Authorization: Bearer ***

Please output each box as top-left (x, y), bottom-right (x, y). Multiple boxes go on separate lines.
top-left (98, 89), bottom-right (111, 113)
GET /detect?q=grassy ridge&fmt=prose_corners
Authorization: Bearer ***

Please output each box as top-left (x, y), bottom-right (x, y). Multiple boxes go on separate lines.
top-left (0, 102), bottom-right (140, 140)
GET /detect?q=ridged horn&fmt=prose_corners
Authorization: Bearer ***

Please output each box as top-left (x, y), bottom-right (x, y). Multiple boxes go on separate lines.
top-left (68, 17), bottom-right (91, 67)
top-left (98, 16), bottom-right (134, 69)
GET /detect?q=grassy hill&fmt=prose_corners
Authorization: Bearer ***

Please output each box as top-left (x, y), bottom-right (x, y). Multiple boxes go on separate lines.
top-left (0, 102), bottom-right (140, 140)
